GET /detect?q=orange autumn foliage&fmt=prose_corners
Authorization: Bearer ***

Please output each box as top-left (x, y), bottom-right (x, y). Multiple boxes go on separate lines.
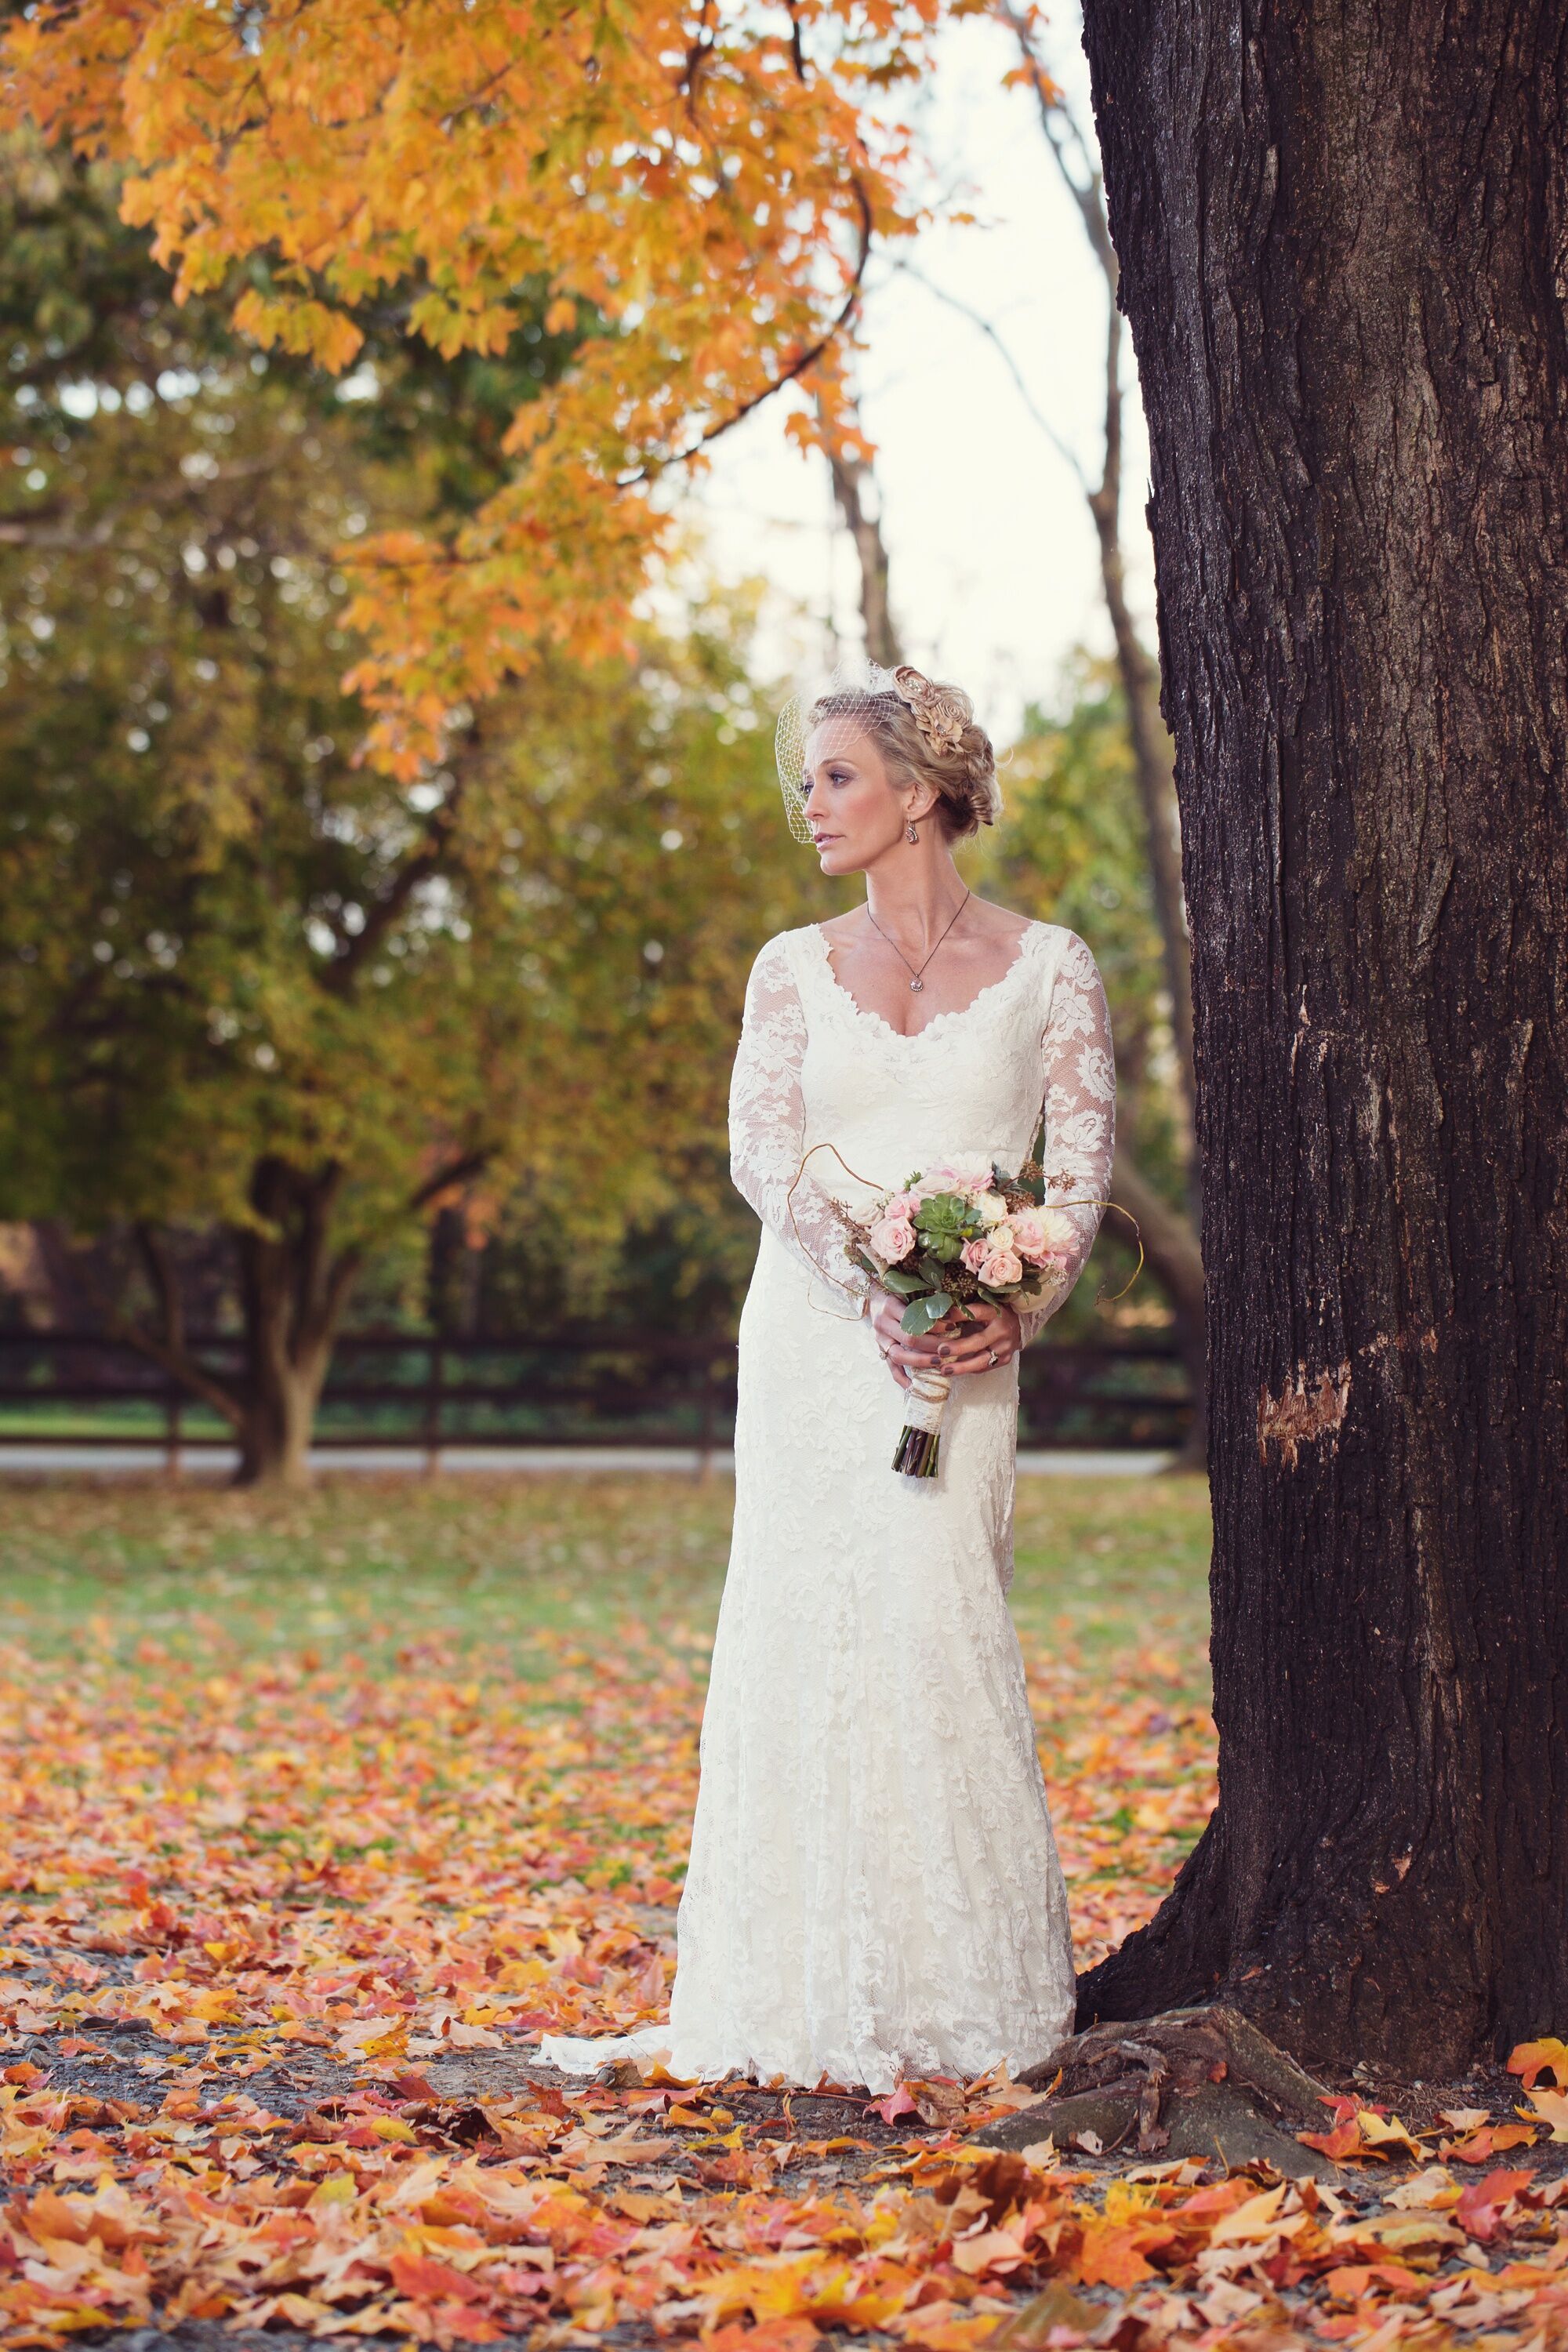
top-left (0, 0), bottom-right (982, 771)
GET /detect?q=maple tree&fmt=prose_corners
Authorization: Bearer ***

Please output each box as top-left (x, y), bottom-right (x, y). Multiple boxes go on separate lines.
top-left (0, 145), bottom-right (826, 1484)
top-left (0, 0), bottom-right (938, 772)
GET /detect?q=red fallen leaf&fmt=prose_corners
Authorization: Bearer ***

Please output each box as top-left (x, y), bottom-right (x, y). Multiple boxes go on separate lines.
top-left (873, 2087), bottom-right (921, 2125)
top-left (1440, 2122), bottom-right (1538, 2164)
top-left (1299, 2117), bottom-right (1365, 2158)
top-left (388, 2249), bottom-right (485, 2303)
top-left (2, 2064), bottom-right (45, 2088)
top-left (706, 2321), bottom-right (820, 2352)
top-left (1456, 2166), bottom-right (1536, 2243)
top-left (389, 2071), bottom-right (438, 2102)
top-left (1323, 2260), bottom-right (1425, 2302)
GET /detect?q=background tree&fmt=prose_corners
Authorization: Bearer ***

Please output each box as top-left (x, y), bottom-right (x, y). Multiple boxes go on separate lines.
top-left (1073, 1), bottom-right (1568, 2074)
top-left (887, 29), bottom-right (1208, 1444)
top-left (0, 145), bottom-right (826, 1483)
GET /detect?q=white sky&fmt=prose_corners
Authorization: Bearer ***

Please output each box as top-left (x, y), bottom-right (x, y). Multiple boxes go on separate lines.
top-left (662, 2), bottom-right (1156, 742)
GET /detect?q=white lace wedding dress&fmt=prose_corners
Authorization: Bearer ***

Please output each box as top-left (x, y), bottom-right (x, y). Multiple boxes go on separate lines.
top-left (542, 917), bottom-right (1114, 2092)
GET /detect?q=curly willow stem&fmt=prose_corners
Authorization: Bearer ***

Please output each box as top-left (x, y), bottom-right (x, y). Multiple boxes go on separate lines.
top-left (782, 1142), bottom-right (1145, 1316)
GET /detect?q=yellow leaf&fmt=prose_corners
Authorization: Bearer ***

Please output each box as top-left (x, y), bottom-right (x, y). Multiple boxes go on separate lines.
top-left (1508, 2036), bottom-right (1568, 2089)
top-left (1206, 2183), bottom-right (1288, 2244)
top-left (1356, 2110), bottom-right (1428, 2159)
top-left (1523, 2088), bottom-right (1568, 2142)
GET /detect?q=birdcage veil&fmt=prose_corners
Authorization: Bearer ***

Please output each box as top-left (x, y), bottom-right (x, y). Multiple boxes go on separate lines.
top-left (774, 655), bottom-right (961, 844)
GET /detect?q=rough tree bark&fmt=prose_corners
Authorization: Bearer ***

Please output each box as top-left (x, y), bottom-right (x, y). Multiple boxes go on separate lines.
top-left (1074, 0), bottom-right (1568, 2074)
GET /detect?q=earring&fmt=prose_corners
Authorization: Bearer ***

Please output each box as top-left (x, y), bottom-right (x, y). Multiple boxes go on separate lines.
top-left (906, 818), bottom-right (919, 844)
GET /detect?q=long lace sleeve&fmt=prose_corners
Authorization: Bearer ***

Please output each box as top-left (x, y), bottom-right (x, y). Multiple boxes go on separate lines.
top-left (1017, 931), bottom-right (1116, 1348)
top-left (729, 936), bottom-right (870, 1308)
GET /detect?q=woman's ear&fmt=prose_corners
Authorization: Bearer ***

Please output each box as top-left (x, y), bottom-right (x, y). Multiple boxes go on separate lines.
top-left (904, 784), bottom-right (941, 826)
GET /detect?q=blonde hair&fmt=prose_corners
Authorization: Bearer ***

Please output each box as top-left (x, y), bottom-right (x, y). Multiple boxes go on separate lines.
top-left (806, 679), bottom-right (1000, 840)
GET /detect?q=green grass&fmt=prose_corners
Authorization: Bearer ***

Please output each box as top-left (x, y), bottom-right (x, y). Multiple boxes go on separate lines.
top-left (0, 1471), bottom-right (1211, 1688)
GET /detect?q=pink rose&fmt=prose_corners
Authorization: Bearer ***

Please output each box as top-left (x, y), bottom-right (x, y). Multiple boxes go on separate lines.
top-left (1009, 1209), bottom-right (1050, 1263)
top-left (1012, 1207), bottom-right (1077, 1264)
top-left (920, 1159), bottom-right (988, 1196)
top-left (869, 1214), bottom-right (916, 1263)
top-left (979, 1248), bottom-right (1024, 1289)
top-left (884, 1190), bottom-right (922, 1221)
top-left (960, 1237), bottom-right (990, 1273)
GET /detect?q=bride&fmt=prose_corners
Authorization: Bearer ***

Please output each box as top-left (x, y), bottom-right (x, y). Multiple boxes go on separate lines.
top-left (544, 662), bottom-right (1115, 2093)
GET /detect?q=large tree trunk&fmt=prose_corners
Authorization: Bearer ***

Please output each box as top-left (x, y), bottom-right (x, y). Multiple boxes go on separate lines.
top-left (1073, 3), bottom-right (1568, 2074)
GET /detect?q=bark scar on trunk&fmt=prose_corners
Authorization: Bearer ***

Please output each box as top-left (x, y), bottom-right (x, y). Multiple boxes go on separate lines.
top-left (1257, 1363), bottom-right (1351, 1466)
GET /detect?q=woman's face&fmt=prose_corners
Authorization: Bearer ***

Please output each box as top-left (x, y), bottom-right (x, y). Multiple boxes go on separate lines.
top-left (799, 719), bottom-right (924, 876)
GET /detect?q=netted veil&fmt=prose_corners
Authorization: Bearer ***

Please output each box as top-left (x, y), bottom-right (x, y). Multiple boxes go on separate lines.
top-left (774, 656), bottom-right (911, 844)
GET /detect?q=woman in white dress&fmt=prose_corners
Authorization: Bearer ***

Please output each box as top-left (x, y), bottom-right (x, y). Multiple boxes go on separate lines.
top-left (545, 663), bottom-right (1115, 2093)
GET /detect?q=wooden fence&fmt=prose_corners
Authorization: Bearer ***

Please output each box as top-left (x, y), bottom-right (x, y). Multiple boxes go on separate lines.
top-left (0, 1327), bottom-right (1192, 1464)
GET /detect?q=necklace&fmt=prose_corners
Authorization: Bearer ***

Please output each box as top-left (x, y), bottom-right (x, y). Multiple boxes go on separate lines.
top-left (864, 887), bottom-right (971, 993)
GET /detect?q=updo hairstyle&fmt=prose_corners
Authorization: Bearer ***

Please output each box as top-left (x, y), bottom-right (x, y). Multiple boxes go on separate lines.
top-left (806, 678), bottom-right (1001, 840)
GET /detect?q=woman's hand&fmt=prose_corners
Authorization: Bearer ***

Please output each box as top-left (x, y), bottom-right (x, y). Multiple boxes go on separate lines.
top-left (869, 1292), bottom-right (1023, 1388)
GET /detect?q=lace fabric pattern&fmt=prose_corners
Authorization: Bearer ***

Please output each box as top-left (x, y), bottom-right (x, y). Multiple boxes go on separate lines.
top-left (541, 919), bottom-right (1115, 2093)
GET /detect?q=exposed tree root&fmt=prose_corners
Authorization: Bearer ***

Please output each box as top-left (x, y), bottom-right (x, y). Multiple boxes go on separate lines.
top-left (974, 2003), bottom-right (1335, 2176)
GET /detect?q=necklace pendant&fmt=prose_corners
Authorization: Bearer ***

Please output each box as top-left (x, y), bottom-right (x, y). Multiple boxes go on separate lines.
top-left (909, 977), bottom-right (924, 992)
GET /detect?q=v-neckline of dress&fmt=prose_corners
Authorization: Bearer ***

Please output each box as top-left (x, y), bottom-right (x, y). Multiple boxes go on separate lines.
top-left (808, 918), bottom-right (1042, 1044)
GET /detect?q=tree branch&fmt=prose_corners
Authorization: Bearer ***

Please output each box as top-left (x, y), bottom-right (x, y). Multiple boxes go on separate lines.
top-left (322, 779), bottom-right (465, 993)
top-left (78, 1235), bottom-right (247, 1432)
top-left (993, 1), bottom-right (1118, 284)
top-left (618, 177), bottom-right (874, 484)
top-left (890, 258), bottom-right (1088, 489)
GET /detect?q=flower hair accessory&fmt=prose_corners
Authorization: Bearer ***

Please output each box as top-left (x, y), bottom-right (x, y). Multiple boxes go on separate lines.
top-left (889, 666), bottom-right (970, 760)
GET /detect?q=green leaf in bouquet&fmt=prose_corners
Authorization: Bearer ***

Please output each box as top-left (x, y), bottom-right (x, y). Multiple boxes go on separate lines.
top-left (881, 1267), bottom-right (925, 1295)
top-left (902, 1291), bottom-right (952, 1338)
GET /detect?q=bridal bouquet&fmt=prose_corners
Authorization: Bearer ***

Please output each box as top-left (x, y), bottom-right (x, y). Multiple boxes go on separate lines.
top-left (837, 1150), bottom-right (1084, 1478)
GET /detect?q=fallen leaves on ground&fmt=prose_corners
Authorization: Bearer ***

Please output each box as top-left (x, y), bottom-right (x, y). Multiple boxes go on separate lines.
top-left (0, 1582), bottom-right (1562, 2348)
top-left (0, 1619), bottom-right (1210, 2073)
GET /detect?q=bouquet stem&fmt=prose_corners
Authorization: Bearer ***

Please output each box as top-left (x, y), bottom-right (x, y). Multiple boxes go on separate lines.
top-left (893, 1369), bottom-right (950, 1479)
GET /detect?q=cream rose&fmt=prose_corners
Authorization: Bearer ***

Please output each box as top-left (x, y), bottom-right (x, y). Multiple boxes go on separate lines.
top-left (979, 1248), bottom-right (1025, 1288)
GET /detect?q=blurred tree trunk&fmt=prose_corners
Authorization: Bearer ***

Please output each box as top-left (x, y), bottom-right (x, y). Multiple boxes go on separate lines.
top-left (1075, 0), bottom-right (1568, 2074)
top-left (826, 442), bottom-right (902, 672)
top-left (233, 1159), bottom-right (358, 1489)
top-left (117, 1150), bottom-right (480, 1486)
